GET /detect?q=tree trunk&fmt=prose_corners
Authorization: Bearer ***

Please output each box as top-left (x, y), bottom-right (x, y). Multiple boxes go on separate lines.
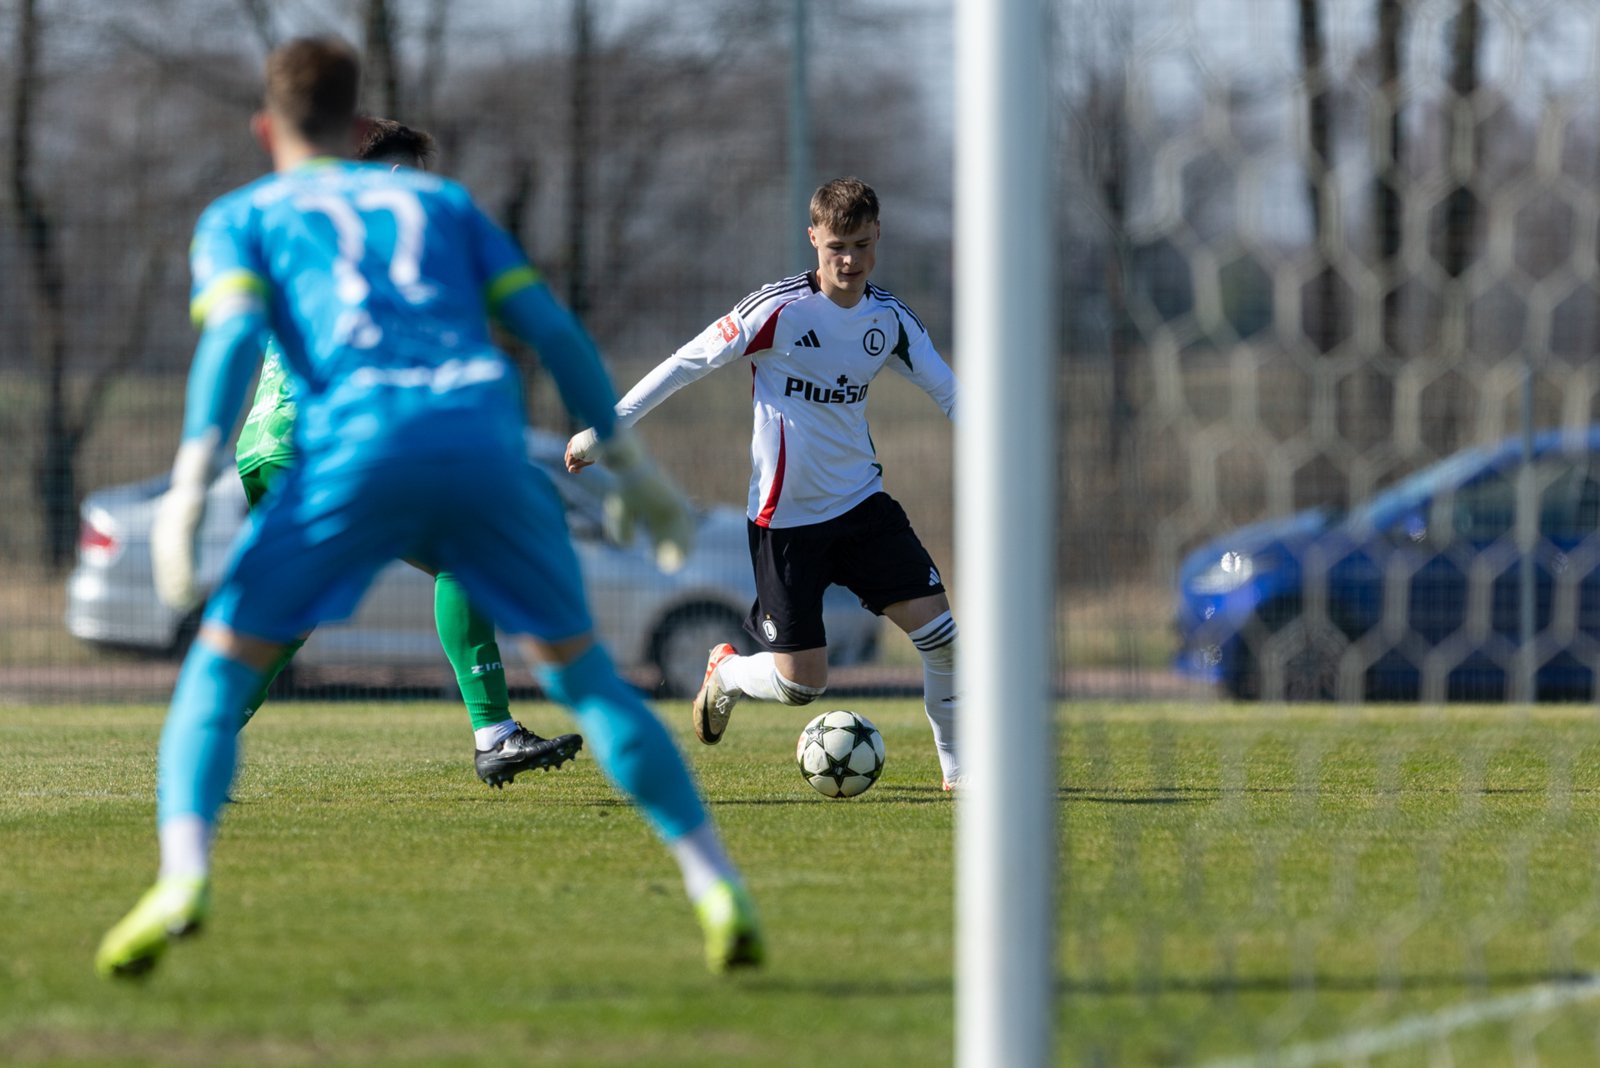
top-left (1299, 0), bottom-right (1340, 356)
top-left (1375, 0), bottom-right (1404, 358)
top-left (1437, 0), bottom-right (1480, 449)
top-left (363, 0), bottom-right (401, 120)
top-left (1442, 0), bottom-right (1480, 282)
top-left (567, 0), bottom-right (593, 323)
top-left (10, 0), bottom-right (75, 567)
top-left (1098, 84), bottom-right (1134, 470)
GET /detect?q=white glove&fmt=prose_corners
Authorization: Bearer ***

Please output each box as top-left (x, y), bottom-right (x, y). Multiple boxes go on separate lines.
top-left (565, 427), bottom-right (599, 472)
top-left (151, 432), bottom-right (220, 611)
top-left (595, 428), bottom-right (693, 573)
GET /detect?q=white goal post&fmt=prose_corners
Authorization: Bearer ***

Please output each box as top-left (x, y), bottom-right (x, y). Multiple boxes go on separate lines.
top-left (954, 0), bottom-right (1057, 1065)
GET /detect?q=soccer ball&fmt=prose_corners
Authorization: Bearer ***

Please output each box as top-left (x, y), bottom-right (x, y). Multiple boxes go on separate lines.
top-left (796, 710), bottom-right (885, 798)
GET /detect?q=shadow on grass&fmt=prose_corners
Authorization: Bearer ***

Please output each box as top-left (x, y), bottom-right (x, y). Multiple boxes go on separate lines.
top-left (534, 968), bottom-right (1598, 1002)
top-left (1062, 786), bottom-right (1219, 805)
top-left (1054, 968), bottom-right (1596, 997)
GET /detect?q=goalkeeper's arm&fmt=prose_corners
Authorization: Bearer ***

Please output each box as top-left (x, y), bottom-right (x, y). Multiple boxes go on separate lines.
top-left (495, 281), bottom-right (693, 572)
top-left (152, 306), bottom-right (270, 609)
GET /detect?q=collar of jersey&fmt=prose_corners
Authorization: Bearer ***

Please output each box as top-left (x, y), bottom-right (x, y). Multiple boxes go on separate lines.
top-left (293, 156), bottom-right (343, 171)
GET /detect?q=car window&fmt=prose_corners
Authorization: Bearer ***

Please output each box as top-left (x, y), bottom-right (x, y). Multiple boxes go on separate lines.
top-left (1442, 459), bottom-right (1600, 544)
top-left (1538, 461), bottom-right (1600, 542)
top-left (1448, 471), bottom-right (1515, 541)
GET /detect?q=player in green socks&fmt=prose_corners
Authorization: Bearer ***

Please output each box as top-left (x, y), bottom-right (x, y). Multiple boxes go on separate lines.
top-left (233, 117), bottom-right (581, 787)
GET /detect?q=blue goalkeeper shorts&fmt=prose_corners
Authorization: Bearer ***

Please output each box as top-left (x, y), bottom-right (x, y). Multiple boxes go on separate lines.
top-left (202, 449), bottom-right (593, 644)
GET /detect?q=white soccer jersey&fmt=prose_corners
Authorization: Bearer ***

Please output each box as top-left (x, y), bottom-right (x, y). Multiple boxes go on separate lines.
top-left (616, 272), bottom-right (958, 528)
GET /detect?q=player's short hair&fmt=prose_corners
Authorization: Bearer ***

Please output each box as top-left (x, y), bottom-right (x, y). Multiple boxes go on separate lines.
top-left (264, 36), bottom-right (361, 144)
top-left (809, 177), bottom-right (880, 235)
top-left (358, 118), bottom-right (437, 170)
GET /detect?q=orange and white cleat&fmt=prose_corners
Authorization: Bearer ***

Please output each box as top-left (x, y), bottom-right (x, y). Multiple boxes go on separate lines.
top-left (691, 643), bottom-right (741, 745)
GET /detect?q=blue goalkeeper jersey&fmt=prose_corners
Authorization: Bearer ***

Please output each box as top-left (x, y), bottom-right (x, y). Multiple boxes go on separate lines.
top-left (188, 158), bottom-right (543, 466)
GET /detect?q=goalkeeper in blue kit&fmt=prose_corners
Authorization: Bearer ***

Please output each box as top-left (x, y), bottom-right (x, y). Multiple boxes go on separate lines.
top-left (234, 117), bottom-right (581, 787)
top-left (96, 36), bottom-right (761, 979)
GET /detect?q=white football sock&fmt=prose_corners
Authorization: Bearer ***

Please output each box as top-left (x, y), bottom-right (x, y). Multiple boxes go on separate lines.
top-left (669, 820), bottom-right (740, 902)
top-left (908, 611), bottom-right (960, 781)
top-left (717, 652), bottom-right (825, 706)
top-left (158, 814), bottom-right (213, 881)
top-left (473, 720), bottom-right (518, 750)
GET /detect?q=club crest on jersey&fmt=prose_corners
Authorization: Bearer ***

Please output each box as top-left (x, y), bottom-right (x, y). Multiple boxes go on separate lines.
top-left (863, 327), bottom-right (886, 356)
top-left (783, 374), bottom-right (869, 405)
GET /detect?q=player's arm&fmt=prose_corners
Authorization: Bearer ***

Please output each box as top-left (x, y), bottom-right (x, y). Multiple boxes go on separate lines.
top-left (887, 314), bottom-right (958, 421)
top-left (151, 209), bottom-right (273, 611)
top-left (565, 310), bottom-right (751, 471)
top-left (478, 223), bottom-right (693, 571)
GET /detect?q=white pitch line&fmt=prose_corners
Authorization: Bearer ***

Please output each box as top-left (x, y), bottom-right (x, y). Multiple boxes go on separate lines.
top-left (1189, 977), bottom-right (1600, 1068)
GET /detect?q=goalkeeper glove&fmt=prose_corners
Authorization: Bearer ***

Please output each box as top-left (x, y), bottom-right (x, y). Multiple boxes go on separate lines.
top-left (151, 431), bottom-right (221, 611)
top-left (591, 428), bottom-right (692, 573)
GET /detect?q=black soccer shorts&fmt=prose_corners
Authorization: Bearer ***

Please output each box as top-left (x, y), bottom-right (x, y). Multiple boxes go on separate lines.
top-left (743, 492), bottom-right (946, 652)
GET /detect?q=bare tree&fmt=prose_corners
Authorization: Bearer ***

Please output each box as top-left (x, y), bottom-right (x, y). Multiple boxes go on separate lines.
top-left (363, 0), bottom-right (401, 119)
top-left (1299, 0), bottom-right (1342, 356)
top-left (236, 0), bottom-right (277, 53)
top-left (1374, 0), bottom-right (1404, 357)
top-left (413, 0), bottom-right (449, 129)
top-left (566, 0), bottom-right (593, 323)
top-left (7, 0), bottom-right (171, 566)
top-left (1441, 0), bottom-right (1480, 284)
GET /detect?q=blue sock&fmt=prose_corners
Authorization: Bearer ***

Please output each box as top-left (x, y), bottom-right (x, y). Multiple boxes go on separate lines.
top-left (156, 643), bottom-right (263, 828)
top-left (537, 645), bottom-right (708, 840)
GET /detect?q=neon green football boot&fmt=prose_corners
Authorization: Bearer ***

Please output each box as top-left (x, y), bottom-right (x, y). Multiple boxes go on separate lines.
top-left (95, 875), bottom-right (210, 979)
top-left (695, 878), bottom-right (765, 973)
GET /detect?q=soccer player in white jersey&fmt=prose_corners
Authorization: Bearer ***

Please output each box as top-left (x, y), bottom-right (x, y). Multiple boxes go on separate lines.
top-left (566, 177), bottom-right (962, 789)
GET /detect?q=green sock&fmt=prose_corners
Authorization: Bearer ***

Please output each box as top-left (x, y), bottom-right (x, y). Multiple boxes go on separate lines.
top-left (434, 571), bottom-right (512, 732)
top-left (241, 636), bottom-right (308, 724)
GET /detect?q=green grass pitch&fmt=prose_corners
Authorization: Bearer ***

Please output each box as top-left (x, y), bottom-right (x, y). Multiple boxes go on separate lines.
top-left (7, 701), bottom-right (1600, 1066)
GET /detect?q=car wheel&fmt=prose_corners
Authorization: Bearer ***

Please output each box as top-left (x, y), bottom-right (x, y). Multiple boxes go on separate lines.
top-left (1273, 617), bottom-right (1352, 702)
top-left (1223, 641), bottom-right (1262, 701)
top-left (650, 603), bottom-right (751, 698)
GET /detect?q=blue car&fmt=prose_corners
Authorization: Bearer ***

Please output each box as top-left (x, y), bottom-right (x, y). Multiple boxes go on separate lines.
top-left (1175, 429), bottom-right (1600, 701)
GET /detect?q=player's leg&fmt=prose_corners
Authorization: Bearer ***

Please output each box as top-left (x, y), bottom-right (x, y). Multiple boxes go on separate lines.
top-left (98, 460), bottom-right (416, 979)
top-left (524, 633), bottom-right (762, 971)
top-left (237, 461), bottom-right (308, 723)
top-left (884, 593), bottom-right (960, 788)
top-left (96, 623), bottom-right (282, 978)
top-left (835, 493), bottom-right (961, 787)
top-left (414, 561), bottom-right (582, 785)
top-left (690, 520), bottom-right (833, 744)
top-left (440, 460), bottom-right (761, 970)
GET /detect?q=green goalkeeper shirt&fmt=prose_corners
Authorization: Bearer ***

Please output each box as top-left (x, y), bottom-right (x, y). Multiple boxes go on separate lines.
top-left (234, 338), bottom-right (298, 475)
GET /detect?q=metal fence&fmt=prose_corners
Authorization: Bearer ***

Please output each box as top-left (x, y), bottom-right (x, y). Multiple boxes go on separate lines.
top-left (8, 1), bottom-right (1600, 1060)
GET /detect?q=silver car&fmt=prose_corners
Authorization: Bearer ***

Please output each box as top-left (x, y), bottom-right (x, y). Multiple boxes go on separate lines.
top-left (66, 431), bottom-right (880, 696)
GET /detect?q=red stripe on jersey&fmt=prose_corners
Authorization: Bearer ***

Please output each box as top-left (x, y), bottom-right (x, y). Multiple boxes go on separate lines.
top-left (744, 301), bottom-right (794, 356)
top-left (755, 418), bottom-right (787, 528)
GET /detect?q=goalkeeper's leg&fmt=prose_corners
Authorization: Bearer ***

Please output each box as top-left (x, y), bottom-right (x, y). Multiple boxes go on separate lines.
top-left (239, 634), bottom-right (307, 725)
top-left (97, 629), bottom-right (273, 978)
top-left (533, 639), bottom-right (763, 971)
